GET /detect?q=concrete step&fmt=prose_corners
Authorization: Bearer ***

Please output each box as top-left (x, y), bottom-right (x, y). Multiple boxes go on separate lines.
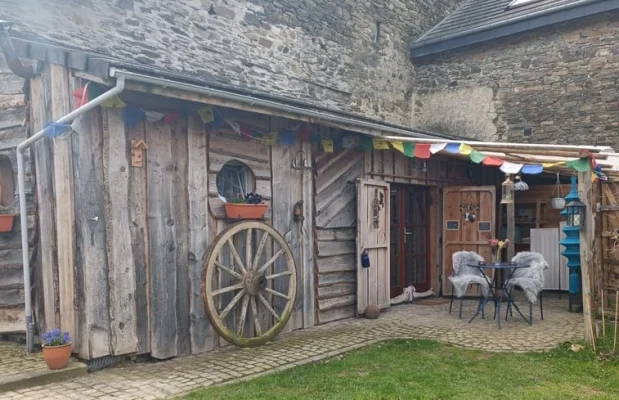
top-left (0, 341), bottom-right (87, 393)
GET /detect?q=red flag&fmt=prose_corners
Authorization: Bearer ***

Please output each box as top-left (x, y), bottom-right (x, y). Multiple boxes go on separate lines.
top-left (413, 143), bottom-right (431, 159)
top-left (482, 157), bottom-right (504, 167)
top-left (163, 112), bottom-right (181, 124)
top-left (73, 87), bottom-right (88, 108)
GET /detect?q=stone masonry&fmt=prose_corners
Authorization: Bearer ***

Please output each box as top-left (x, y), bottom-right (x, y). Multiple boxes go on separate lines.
top-left (1, 0), bottom-right (463, 126)
top-left (413, 11), bottom-right (619, 148)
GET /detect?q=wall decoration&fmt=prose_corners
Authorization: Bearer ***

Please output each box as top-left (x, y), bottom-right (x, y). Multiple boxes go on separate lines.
top-left (446, 220), bottom-right (460, 230)
top-left (478, 221), bottom-right (492, 232)
top-left (131, 140), bottom-right (148, 168)
top-left (371, 188), bottom-right (385, 228)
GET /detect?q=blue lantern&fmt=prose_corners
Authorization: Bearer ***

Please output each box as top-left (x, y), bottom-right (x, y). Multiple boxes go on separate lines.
top-left (559, 176), bottom-right (583, 312)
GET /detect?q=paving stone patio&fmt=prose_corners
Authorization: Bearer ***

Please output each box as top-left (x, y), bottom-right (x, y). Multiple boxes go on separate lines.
top-left (0, 293), bottom-right (583, 399)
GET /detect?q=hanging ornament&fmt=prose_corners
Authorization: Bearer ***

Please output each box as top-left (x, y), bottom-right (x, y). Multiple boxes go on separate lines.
top-left (551, 172), bottom-right (566, 209)
top-left (514, 174), bottom-right (529, 191)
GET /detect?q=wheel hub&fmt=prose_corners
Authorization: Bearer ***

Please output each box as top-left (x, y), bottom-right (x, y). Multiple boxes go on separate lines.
top-left (244, 273), bottom-right (267, 295)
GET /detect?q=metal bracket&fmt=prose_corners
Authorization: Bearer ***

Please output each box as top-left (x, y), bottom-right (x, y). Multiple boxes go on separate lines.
top-left (291, 151), bottom-right (313, 171)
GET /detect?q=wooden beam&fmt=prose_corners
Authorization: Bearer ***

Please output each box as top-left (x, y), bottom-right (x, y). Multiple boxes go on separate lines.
top-left (29, 66), bottom-right (59, 333)
top-left (578, 171), bottom-right (596, 348)
top-left (50, 64), bottom-right (76, 347)
top-left (103, 108), bottom-right (138, 355)
top-left (506, 202), bottom-right (515, 260)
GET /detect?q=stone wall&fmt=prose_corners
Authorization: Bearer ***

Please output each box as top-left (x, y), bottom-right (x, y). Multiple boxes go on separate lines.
top-left (413, 12), bottom-right (619, 148)
top-left (0, 0), bottom-right (462, 126)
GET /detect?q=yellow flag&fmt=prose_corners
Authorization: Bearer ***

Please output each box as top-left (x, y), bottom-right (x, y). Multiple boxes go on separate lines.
top-left (542, 161), bottom-right (566, 168)
top-left (390, 141), bottom-right (404, 153)
top-left (197, 107), bottom-right (215, 123)
top-left (372, 138), bottom-right (389, 150)
top-left (262, 132), bottom-right (278, 146)
top-left (102, 96), bottom-right (126, 108)
top-left (459, 143), bottom-right (473, 155)
top-left (322, 139), bottom-right (334, 153)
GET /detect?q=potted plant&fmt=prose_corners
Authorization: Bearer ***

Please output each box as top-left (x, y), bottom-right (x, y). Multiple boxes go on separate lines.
top-left (488, 238), bottom-right (510, 264)
top-left (224, 193), bottom-right (268, 220)
top-left (0, 213), bottom-right (16, 232)
top-left (41, 329), bottom-right (72, 370)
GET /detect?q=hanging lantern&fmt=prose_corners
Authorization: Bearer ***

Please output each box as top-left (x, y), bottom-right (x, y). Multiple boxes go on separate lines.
top-left (565, 199), bottom-right (586, 228)
top-left (501, 175), bottom-right (515, 204)
top-left (514, 175), bottom-right (529, 191)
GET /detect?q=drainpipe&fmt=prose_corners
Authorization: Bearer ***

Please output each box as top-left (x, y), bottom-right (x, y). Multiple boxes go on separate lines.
top-left (17, 77), bottom-right (126, 352)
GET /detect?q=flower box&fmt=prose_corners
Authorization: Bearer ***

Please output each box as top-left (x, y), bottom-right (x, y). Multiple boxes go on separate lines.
top-left (0, 214), bottom-right (15, 233)
top-left (224, 203), bottom-right (268, 220)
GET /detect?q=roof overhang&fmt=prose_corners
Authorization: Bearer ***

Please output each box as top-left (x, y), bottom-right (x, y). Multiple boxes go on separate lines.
top-left (411, 0), bottom-right (619, 59)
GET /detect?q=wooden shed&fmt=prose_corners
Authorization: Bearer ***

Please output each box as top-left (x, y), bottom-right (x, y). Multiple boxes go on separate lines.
top-left (5, 43), bottom-right (619, 359)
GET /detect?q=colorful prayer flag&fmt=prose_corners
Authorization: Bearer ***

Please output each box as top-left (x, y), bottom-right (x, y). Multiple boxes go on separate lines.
top-left (430, 143), bottom-right (447, 154)
top-left (279, 130), bottom-right (296, 146)
top-left (542, 161), bottom-right (566, 168)
top-left (521, 164), bottom-right (543, 175)
top-left (122, 105), bottom-right (146, 126)
top-left (403, 143), bottom-right (416, 157)
top-left (445, 143), bottom-right (461, 154)
top-left (469, 150), bottom-right (486, 164)
top-left (43, 122), bottom-right (71, 138)
top-left (414, 143), bottom-right (431, 159)
top-left (500, 162), bottom-right (523, 174)
top-left (482, 157), bottom-right (504, 167)
top-left (145, 111), bottom-right (165, 122)
top-left (263, 132), bottom-right (278, 146)
top-left (390, 141), bottom-right (404, 153)
top-left (566, 158), bottom-right (591, 172)
top-left (197, 107), bottom-right (215, 124)
top-left (102, 96), bottom-right (126, 108)
top-left (359, 135), bottom-right (373, 151)
top-left (322, 139), bottom-right (334, 153)
top-left (163, 112), bottom-right (181, 124)
top-left (73, 87), bottom-right (88, 108)
top-left (372, 138), bottom-right (390, 150)
top-left (458, 143), bottom-right (473, 155)
top-left (342, 134), bottom-right (358, 149)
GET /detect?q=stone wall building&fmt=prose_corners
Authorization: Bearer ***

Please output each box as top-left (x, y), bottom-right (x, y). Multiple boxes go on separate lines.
top-left (1, 0), bottom-right (462, 126)
top-left (411, 1), bottom-right (619, 147)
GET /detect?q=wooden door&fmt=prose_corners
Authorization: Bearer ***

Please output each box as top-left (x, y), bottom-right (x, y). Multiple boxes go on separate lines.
top-left (390, 186), bottom-right (430, 297)
top-left (442, 186), bottom-right (495, 295)
top-left (357, 179), bottom-right (390, 314)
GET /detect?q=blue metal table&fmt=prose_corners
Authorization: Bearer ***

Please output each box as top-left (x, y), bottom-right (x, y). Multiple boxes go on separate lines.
top-left (468, 262), bottom-right (531, 329)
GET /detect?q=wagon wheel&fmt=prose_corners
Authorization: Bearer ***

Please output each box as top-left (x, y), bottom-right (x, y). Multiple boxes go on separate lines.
top-left (202, 221), bottom-right (296, 347)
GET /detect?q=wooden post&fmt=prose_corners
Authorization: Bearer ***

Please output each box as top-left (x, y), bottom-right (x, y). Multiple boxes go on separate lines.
top-left (578, 171), bottom-right (596, 348)
top-left (506, 202), bottom-right (515, 261)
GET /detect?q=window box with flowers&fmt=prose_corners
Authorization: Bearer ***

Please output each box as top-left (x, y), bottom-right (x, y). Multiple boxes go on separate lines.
top-left (224, 193), bottom-right (268, 220)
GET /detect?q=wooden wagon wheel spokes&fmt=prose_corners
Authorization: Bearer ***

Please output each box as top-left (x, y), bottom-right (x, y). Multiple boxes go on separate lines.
top-left (202, 221), bottom-right (297, 347)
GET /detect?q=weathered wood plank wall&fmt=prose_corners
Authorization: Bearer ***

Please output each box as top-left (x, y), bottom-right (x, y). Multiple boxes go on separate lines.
top-left (0, 54), bottom-right (38, 333)
top-left (314, 139), bottom-right (362, 324)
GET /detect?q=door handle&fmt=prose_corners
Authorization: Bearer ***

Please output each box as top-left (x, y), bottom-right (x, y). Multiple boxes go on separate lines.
top-left (404, 229), bottom-right (413, 243)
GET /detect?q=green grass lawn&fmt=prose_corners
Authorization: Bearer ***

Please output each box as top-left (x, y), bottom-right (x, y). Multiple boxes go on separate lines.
top-left (182, 340), bottom-right (619, 400)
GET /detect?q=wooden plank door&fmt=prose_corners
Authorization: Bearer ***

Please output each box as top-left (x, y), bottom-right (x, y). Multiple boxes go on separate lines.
top-left (390, 186), bottom-right (430, 297)
top-left (442, 186), bottom-right (495, 296)
top-left (357, 179), bottom-right (390, 314)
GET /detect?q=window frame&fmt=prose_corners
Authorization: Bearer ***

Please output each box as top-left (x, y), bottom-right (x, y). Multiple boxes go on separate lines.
top-left (216, 160), bottom-right (256, 201)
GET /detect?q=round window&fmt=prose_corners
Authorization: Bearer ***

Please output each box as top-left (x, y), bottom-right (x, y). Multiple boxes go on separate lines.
top-left (216, 160), bottom-right (256, 202)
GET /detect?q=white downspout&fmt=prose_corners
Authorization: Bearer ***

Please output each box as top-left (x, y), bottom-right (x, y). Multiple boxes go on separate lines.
top-left (17, 76), bottom-right (125, 353)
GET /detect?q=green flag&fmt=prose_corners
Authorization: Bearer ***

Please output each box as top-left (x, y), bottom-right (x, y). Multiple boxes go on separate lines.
top-left (403, 143), bottom-right (416, 157)
top-left (566, 158), bottom-right (591, 172)
top-left (469, 150), bottom-right (486, 164)
top-left (359, 135), bottom-right (373, 152)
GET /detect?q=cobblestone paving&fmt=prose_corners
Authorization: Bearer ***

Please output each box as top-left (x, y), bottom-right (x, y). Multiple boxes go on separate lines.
top-left (1, 293), bottom-right (583, 399)
top-left (0, 342), bottom-right (46, 378)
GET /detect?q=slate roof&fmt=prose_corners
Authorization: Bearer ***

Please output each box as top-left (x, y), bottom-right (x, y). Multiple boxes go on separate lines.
top-left (411, 0), bottom-right (619, 58)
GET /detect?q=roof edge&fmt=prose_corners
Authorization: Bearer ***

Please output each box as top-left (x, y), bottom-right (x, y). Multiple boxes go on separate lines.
top-left (411, 0), bottom-right (619, 59)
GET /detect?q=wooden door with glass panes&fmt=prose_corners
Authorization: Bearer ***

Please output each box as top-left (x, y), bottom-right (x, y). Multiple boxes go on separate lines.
top-left (390, 185), bottom-right (430, 298)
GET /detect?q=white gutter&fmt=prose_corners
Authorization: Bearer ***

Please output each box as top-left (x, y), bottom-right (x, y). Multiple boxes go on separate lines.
top-left (17, 77), bottom-right (126, 353)
top-left (108, 68), bottom-right (445, 140)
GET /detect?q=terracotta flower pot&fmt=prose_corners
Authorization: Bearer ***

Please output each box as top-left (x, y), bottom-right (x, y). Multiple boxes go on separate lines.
top-left (224, 203), bottom-right (268, 220)
top-left (0, 214), bottom-right (15, 233)
top-left (42, 343), bottom-right (72, 370)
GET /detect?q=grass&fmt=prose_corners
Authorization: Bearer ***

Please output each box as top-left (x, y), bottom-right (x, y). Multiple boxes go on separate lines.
top-left (182, 340), bottom-right (619, 400)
